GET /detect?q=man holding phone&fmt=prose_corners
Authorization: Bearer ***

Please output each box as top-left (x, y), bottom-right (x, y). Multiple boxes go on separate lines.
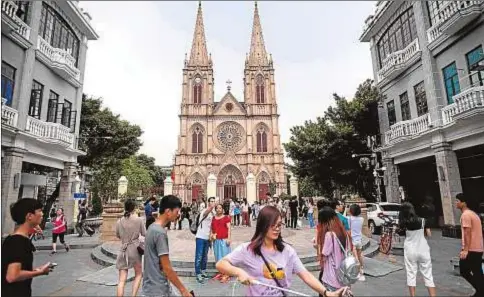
top-left (2, 198), bottom-right (54, 296)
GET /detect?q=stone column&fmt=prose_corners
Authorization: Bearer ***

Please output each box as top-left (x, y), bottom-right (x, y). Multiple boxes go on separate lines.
top-left (246, 173), bottom-right (256, 205)
top-left (164, 176), bottom-right (173, 196)
top-left (432, 142), bottom-right (462, 225)
top-left (100, 203), bottom-right (123, 242)
top-left (58, 162), bottom-right (77, 230)
top-left (206, 173), bottom-right (216, 199)
top-left (289, 175), bottom-right (299, 198)
top-left (383, 157), bottom-right (400, 203)
top-left (117, 176), bottom-right (128, 201)
top-left (1, 147), bottom-right (26, 236)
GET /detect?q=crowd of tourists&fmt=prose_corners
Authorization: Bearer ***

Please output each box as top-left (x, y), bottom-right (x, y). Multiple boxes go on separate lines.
top-left (2, 192), bottom-right (483, 297)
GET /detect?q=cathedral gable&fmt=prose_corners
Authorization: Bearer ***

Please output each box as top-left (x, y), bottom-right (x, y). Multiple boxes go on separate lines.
top-left (213, 92), bottom-right (247, 116)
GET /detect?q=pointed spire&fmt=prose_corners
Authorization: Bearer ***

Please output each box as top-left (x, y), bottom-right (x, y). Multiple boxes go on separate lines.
top-left (248, 1), bottom-right (268, 66)
top-left (189, 1), bottom-right (209, 66)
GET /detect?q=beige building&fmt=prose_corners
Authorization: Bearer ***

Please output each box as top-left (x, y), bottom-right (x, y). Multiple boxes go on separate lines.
top-left (173, 2), bottom-right (286, 203)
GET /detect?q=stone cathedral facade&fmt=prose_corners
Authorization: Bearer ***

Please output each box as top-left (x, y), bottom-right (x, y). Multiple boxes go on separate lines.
top-left (173, 2), bottom-right (286, 203)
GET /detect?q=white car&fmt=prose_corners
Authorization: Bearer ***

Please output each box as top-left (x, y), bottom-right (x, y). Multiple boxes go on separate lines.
top-left (366, 202), bottom-right (401, 234)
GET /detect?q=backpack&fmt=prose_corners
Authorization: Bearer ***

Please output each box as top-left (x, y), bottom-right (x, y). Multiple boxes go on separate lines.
top-left (189, 212), bottom-right (208, 235)
top-left (333, 233), bottom-right (360, 285)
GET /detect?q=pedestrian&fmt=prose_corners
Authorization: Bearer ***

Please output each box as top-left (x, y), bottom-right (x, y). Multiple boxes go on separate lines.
top-left (331, 200), bottom-right (349, 232)
top-left (242, 199), bottom-right (250, 227)
top-left (144, 196), bottom-right (157, 230)
top-left (211, 203), bottom-right (232, 283)
top-left (398, 202), bottom-right (436, 296)
top-left (234, 201), bottom-right (241, 227)
top-left (195, 197), bottom-right (216, 284)
top-left (179, 202), bottom-right (191, 230)
top-left (317, 207), bottom-right (350, 294)
top-left (348, 204), bottom-right (365, 281)
top-left (308, 199), bottom-right (315, 229)
top-left (51, 208), bottom-right (69, 255)
top-left (2, 198), bottom-right (53, 297)
top-left (142, 195), bottom-right (192, 297)
top-left (76, 200), bottom-right (88, 237)
top-left (216, 206), bottom-right (349, 296)
top-left (289, 196), bottom-right (298, 229)
top-left (455, 193), bottom-right (483, 297)
top-left (115, 199), bottom-right (146, 297)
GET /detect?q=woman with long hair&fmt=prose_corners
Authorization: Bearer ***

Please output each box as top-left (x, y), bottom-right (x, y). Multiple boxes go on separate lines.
top-left (115, 199), bottom-right (146, 297)
top-left (317, 207), bottom-right (350, 293)
top-left (216, 206), bottom-right (348, 296)
top-left (398, 202), bottom-right (436, 297)
top-left (51, 208), bottom-right (69, 254)
top-left (211, 203), bottom-right (232, 283)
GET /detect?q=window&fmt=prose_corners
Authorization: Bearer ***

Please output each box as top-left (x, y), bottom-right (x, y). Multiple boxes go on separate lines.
top-left (443, 62), bottom-right (461, 104)
top-left (256, 75), bottom-right (265, 103)
top-left (1, 62), bottom-right (16, 106)
top-left (400, 92), bottom-right (411, 121)
top-left (29, 81), bottom-right (44, 119)
top-left (426, 1), bottom-right (444, 27)
top-left (387, 100), bottom-right (396, 126)
top-left (192, 127), bottom-right (203, 153)
top-left (39, 3), bottom-right (80, 65)
top-left (466, 46), bottom-right (484, 87)
top-left (14, 1), bottom-right (29, 23)
top-left (256, 127), bottom-right (268, 152)
top-left (193, 77), bottom-right (202, 104)
top-left (61, 100), bottom-right (72, 127)
top-left (46, 91), bottom-right (59, 122)
top-left (377, 8), bottom-right (417, 68)
top-left (414, 81), bottom-right (428, 116)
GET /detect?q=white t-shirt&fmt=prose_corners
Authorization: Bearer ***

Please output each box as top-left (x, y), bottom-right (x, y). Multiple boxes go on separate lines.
top-left (196, 206), bottom-right (213, 240)
top-left (242, 203), bottom-right (249, 212)
top-left (348, 216), bottom-right (364, 243)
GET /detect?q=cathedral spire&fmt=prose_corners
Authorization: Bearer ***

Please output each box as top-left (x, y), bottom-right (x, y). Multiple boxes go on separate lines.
top-left (188, 1), bottom-right (209, 66)
top-left (248, 1), bottom-right (268, 66)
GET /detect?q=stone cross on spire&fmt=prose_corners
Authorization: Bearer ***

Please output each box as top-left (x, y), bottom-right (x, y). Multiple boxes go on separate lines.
top-left (188, 1), bottom-right (209, 66)
top-left (226, 79), bottom-right (232, 91)
top-left (248, 1), bottom-right (268, 66)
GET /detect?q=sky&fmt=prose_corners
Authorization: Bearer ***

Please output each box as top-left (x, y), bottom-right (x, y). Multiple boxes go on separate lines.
top-left (80, 1), bottom-right (376, 166)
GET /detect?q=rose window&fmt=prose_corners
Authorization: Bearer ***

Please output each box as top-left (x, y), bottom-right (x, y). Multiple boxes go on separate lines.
top-left (215, 121), bottom-right (245, 152)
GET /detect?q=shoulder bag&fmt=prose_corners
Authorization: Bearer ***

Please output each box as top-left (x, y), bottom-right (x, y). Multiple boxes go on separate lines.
top-left (260, 253), bottom-right (287, 297)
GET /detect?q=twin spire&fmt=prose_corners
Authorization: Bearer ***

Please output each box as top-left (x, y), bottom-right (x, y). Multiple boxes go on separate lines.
top-left (187, 1), bottom-right (269, 67)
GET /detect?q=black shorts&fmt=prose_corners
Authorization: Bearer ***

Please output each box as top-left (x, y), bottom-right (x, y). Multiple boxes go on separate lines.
top-left (52, 232), bottom-right (65, 244)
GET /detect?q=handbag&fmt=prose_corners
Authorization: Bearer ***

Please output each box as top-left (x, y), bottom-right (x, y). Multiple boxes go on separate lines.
top-left (260, 253), bottom-right (287, 297)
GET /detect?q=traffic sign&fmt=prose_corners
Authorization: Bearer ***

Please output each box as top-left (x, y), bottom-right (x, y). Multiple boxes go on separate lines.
top-left (73, 193), bottom-right (87, 199)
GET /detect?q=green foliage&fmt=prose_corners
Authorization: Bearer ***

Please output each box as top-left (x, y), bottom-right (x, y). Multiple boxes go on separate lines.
top-left (284, 79), bottom-right (380, 198)
top-left (136, 154), bottom-right (166, 186)
top-left (299, 176), bottom-right (322, 197)
top-left (122, 156), bottom-right (154, 197)
top-left (90, 188), bottom-right (103, 216)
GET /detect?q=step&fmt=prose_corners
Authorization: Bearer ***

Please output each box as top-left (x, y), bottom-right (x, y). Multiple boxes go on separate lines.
top-left (91, 245), bottom-right (116, 267)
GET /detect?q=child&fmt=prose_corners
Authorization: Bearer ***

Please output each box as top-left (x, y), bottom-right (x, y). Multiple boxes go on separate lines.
top-left (348, 204), bottom-right (365, 281)
top-left (210, 204), bottom-right (232, 283)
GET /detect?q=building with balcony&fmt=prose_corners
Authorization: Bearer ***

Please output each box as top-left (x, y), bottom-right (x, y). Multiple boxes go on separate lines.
top-left (361, 1), bottom-right (484, 229)
top-left (1, 1), bottom-right (98, 235)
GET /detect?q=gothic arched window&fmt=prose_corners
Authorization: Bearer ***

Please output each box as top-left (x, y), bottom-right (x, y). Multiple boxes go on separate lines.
top-left (192, 126), bottom-right (203, 153)
top-left (193, 77), bottom-right (202, 104)
top-left (256, 75), bottom-right (265, 104)
top-left (256, 127), bottom-right (268, 153)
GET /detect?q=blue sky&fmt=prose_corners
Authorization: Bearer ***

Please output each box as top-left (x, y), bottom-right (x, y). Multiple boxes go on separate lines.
top-left (80, 1), bottom-right (376, 165)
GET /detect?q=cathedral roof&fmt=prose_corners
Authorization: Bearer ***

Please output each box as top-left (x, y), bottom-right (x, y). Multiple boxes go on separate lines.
top-left (247, 1), bottom-right (269, 67)
top-left (188, 1), bottom-right (210, 67)
top-left (213, 92), bottom-right (247, 116)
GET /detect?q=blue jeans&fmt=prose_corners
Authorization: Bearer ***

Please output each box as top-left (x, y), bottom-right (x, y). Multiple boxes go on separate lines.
top-left (195, 238), bottom-right (209, 275)
top-left (308, 212), bottom-right (315, 228)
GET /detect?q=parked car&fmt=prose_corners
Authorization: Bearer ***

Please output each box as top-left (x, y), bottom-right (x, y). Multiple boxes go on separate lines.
top-left (366, 202), bottom-right (401, 234)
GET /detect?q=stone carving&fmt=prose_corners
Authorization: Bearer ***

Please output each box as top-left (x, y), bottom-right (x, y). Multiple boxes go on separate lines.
top-left (215, 121), bottom-right (245, 152)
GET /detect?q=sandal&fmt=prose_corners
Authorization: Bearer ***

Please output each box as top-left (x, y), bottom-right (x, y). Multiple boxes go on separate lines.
top-left (220, 275), bottom-right (230, 283)
top-left (212, 273), bottom-right (222, 280)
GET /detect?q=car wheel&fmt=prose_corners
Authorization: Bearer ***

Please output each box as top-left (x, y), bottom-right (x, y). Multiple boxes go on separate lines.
top-left (369, 220), bottom-right (376, 234)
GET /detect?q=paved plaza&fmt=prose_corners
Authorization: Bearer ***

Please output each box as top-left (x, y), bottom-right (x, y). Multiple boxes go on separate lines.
top-left (30, 224), bottom-right (475, 297)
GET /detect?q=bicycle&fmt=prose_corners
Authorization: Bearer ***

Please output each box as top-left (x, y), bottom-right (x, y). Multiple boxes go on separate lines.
top-left (378, 215), bottom-right (401, 254)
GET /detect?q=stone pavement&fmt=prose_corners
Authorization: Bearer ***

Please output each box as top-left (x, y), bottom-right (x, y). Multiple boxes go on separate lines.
top-left (30, 228), bottom-right (475, 296)
top-left (33, 233), bottom-right (100, 250)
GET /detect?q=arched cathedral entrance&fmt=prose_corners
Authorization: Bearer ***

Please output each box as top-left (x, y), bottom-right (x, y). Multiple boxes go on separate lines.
top-left (189, 172), bottom-right (204, 202)
top-left (257, 171), bottom-right (270, 201)
top-left (217, 165), bottom-right (245, 199)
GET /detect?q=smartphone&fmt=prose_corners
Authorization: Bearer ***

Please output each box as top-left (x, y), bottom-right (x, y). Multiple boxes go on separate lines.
top-left (49, 263), bottom-right (58, 268)
top-left (190, 290), bottom-right (195, 297)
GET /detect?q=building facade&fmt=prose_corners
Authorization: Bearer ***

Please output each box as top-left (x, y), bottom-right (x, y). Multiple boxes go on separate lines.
top-left (361, 1), bottom-right (484, 227)
top-left (173, 3), bottom-right (286, 203)
top-left (1, 1), bottom-right (98, 235)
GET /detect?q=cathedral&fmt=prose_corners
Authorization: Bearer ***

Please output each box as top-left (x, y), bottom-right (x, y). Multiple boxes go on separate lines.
top-left (172, 2), bottom-right (286, 203)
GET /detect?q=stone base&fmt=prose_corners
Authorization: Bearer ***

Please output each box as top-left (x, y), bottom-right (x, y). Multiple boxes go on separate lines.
top-left (100, 203), bottom-right (123, 242)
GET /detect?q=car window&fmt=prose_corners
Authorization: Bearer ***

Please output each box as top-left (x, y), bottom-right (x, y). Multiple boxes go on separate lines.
top-left (380, 205), bottom-right (400, 212)
top-left (367, 205), bottom-right (376, 212)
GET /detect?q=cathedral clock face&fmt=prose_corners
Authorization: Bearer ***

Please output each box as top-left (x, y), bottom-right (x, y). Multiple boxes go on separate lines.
top-left (194, 77), bottom-right (201, 84)
top-left (214, 121), bottom-right (245, 152)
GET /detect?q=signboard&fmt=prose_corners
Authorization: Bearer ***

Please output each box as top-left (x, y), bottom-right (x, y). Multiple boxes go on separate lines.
top-left (73, 193), bottom-right (87, 199)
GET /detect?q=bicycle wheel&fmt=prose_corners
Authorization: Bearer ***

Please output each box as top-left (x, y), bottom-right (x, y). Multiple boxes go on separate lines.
top-left (379, 234), bottom-right (392, 254)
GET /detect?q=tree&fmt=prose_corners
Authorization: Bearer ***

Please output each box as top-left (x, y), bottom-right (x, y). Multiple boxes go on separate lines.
top-left (284, 79), bottom-right (380, 199)
top-left (136, 154), bottom-right (166, 186)
top-left (122, 156), bottom-right (154, 198)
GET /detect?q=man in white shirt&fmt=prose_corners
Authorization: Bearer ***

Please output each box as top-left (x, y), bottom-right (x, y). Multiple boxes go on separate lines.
top-left (194, 197), bottom-right (215, 284)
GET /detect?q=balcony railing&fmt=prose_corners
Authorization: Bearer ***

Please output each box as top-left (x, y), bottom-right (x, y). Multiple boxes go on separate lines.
top-left (1, 101), bottom-right (18, 128)
top-left (36, 36), bottom-right (80, 81)
top-left (1, 0), bottom-right (31, 41)
top-left (427, 1), bottom-right (483, 44)
top-left (251, 104), bottom-right (271, 115)
top-left (182, 104), bottom-right (208, 116)
top-left (442, 86), bottom-right (484, 125)
top-left (26, 116), bottom-right (74, 145)
top-left (385, 113), bottom-right (431, 145)
top-left (377, 38), bottom-right (420, 82)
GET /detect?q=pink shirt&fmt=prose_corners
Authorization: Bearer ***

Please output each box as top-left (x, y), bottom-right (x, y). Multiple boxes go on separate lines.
top-left (461, 209), bottom-right (484, 252)
top-left (52, 215), bottom-right (66, 234)
top-left (322, 232), bottom-right (346, 289)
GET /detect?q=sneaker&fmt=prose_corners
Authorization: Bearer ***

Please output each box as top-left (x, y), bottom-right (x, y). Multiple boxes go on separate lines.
top-left (201, 271), bottom-right (209, 279)
top-left (358, 272), bottom-right (366, 281)
top-left (196, 274), bottom-right (206, 284)
top-left (65, 245), bottom-right (70, 252)
top-left (50, 251), bottom-right (56, 255)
